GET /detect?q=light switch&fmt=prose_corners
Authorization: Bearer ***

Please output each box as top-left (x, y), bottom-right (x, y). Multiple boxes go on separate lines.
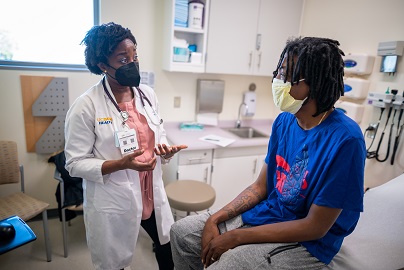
top-left (174, 96), bottom-right (181, 108)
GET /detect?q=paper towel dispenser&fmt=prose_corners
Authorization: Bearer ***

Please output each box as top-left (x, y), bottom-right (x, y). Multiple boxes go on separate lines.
top-left (377, 41), bottom-right (404, 56)
top-left (196, 79), bottom-right (225, 114)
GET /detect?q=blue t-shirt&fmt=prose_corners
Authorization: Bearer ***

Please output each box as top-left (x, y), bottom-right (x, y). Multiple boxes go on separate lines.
top-left (241, 110), bottom-right (366, 264)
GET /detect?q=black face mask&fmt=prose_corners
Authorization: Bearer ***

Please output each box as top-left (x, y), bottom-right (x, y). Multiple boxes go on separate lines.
top-left (107, 62), bottom-right (140, 87)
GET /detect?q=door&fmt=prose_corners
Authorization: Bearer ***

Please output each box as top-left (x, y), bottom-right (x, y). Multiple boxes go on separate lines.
top-left (205, 0), bottom-right (259, 75)
top-left (254, 0), bottom-right (303, 76)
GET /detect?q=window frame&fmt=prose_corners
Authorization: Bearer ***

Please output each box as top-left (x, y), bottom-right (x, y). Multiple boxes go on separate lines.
top-left (0, 0), bottom-right (100, 72)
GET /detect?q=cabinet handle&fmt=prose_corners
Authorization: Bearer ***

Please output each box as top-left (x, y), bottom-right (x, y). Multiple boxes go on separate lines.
top-left (187, 157), bottom-right (206, 162)
top-left (204, 167), bottom-right (208, 181)
top-left (249, 51), bottom-right (253, 67)
top-left (256, 34), bottom-right (261, 50)
top-left (253, 158), bottom-right (258, 175)
top-left (257, 51), bottom-right (262, 68)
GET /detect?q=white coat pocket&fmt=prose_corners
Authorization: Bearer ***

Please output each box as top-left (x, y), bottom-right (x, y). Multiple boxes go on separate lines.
top-left (93, 181), bottom-right (133, 214)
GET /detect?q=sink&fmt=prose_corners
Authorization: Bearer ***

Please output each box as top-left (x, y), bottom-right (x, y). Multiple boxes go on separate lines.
top-left (223, 127), bottom-right (268, 139)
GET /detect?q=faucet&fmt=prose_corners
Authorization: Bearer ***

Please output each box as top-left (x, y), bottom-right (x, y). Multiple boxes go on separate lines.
top-left (236, 102), bottom-right (248, 128)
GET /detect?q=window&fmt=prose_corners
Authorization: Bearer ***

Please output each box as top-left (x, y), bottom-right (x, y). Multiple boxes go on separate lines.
top-left (0, 0), bottom-right (99, 71)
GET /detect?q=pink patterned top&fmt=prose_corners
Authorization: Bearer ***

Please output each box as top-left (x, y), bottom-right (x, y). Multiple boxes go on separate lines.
top-left (119, 98), bottom-right (155, 220)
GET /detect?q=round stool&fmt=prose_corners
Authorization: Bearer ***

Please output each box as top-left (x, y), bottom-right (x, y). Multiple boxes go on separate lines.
top-left (165, 180), bottom-right (216, 219)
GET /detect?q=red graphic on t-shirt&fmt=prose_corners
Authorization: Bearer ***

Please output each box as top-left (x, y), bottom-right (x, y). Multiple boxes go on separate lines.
top-left (275, 155), bottom-right (308, 200)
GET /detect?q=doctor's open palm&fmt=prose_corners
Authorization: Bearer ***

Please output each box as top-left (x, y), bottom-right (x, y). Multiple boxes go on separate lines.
top-left (123, 148), bottom-right (157, 171)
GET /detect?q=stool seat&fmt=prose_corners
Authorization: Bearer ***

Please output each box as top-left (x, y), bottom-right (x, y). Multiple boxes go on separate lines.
top-left (165, 180), bottom-right (216, 213)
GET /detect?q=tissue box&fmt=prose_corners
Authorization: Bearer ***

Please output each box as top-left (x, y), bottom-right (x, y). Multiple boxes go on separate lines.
top-left (173, 47), bottom-right (189, 62)
top-left (190, 52), bottom-right (202, 64)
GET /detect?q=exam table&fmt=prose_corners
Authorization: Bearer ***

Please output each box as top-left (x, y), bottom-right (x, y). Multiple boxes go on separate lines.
top-left (326, 173), bottom-right (404, 270)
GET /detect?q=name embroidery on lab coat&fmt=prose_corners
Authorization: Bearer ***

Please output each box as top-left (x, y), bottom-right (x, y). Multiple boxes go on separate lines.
top-left (97, 117), bottom-right (113, 125)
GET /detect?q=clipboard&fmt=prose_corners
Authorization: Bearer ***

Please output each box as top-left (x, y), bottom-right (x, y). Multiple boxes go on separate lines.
top-left (0, 215), bottom-right (37, 255)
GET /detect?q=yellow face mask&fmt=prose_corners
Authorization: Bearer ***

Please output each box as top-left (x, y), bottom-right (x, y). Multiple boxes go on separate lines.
top-left (272, 78), bottom-right (307, 114)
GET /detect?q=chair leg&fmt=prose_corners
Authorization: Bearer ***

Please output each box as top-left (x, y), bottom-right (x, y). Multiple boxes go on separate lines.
top-left (42, 210), bottom-right (52, 262)
top-left (61, 208), bottom-right (68, 257)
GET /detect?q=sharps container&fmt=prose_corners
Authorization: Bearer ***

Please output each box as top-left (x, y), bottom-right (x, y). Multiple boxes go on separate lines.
top-left (188, 1), bottom-right (204, 29)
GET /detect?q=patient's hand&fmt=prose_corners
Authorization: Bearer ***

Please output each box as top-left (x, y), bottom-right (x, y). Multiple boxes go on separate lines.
top-left (201, 216), bottom-right (220, 267)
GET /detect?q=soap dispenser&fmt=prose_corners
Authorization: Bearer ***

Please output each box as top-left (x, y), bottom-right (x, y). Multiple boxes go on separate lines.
top-left (242, 83), bottom-right (256, 116)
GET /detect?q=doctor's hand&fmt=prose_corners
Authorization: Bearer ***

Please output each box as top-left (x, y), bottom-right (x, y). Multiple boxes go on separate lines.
top-left (154, 144), bottom-right (188, 160)
top-left (123, 149), bottom-right (157, 171)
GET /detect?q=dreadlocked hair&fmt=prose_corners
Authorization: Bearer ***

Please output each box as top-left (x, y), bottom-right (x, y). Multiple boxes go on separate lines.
top-left (81, 22), bottom-right (137, 75)
top-left (273, 37), bottom-right (345, 117)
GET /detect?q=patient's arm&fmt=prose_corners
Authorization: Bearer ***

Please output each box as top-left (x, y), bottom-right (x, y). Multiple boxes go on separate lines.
top-left (201, 163), bottom-right (342, 266)
top-left (201, 165), bottom-right (268, 266)
top-left (210, 164), bottom-right (268, 224)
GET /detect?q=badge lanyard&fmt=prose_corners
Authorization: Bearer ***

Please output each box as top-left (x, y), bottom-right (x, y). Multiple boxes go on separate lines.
top-left (102, 77), bottom-right (139, 154)
top-left (102, 77), bottom-right (130, 125)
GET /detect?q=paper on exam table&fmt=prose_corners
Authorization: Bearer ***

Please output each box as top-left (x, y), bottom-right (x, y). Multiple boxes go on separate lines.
top-left (199, 134), bottom-right (235, 147)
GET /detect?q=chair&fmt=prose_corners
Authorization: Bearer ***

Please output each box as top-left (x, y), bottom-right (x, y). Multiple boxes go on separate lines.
top-left (53, 168), bottom-right (83, 258)
top-left (0, 141), bottom-right (52, 262)
top-left (165, 180), bottom-right (216, 220)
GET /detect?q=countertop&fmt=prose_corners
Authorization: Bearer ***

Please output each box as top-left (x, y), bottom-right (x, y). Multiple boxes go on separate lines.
top-left (163, 119), bottom-right (273, 151)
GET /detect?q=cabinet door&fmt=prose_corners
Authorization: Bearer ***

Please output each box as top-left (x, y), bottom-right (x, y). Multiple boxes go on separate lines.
top-left (254, 0), bottom-right (303, 76)
top-left (178, 163), bottom-right (212, 184)
top-left (210, 155), bottom-right (257, 210)
top-left (205, 0), bottom-right (259, 75)
top-left (253, 154), bottom-right (267, 180)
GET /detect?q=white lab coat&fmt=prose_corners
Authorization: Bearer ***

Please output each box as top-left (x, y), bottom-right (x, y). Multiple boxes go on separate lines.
top-left (64, 78), bottom-right (174, 270)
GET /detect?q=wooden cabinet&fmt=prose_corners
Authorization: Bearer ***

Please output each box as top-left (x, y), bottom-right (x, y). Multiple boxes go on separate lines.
top-left (162, 0), bottom-right (210, 73)
top-left (205, 0), bottom-right (303, 76)
top-left (210, 146), bottom-right (267, 210)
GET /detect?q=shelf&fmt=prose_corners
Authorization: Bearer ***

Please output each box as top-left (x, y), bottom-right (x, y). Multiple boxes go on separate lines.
top-left (174, 26), bottom-right (205, 34)
top-left (168, 62), bottom-right (205, 73)
top-left (163, 0), bottom-right (210, 73)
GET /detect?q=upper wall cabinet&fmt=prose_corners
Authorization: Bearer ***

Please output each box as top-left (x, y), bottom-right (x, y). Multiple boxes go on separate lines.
top-left (205, 0), bottom-right (303, 76)
top-left (162, 0), bottom-right (210, 73)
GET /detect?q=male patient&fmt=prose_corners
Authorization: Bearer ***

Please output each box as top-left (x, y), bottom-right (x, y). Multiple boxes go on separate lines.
top-left (170, 37), bottom-right (366, 269)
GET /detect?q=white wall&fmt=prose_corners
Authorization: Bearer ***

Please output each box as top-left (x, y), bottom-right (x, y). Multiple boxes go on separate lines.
top-left (0, 0), bottom-right (403, 207)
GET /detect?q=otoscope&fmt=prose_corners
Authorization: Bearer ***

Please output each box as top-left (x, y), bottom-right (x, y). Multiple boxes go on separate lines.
top-left (375, 89), bottom-right (398, 162)
top-left (391, 91), bottom-right (404, 165)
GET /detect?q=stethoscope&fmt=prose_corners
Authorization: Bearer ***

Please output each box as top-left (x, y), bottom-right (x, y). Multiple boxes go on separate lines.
top-left (102, 77), bottom-right (163, 126)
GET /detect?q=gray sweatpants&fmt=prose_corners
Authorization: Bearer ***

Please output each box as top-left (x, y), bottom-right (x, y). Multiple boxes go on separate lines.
top-left (170, 212), bottom-right (326, 270)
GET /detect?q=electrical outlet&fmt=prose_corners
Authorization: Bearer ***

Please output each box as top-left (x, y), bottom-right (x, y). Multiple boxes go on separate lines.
top-left (174, 96), bottom-right (181, 108)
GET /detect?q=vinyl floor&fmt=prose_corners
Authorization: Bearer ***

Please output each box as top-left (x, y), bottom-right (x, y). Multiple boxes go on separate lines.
top-left (0, 215), bottom-right (159, 270)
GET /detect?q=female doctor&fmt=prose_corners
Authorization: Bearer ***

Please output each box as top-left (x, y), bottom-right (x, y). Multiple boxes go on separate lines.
top-left (64, 22), bottom-right (187, 270)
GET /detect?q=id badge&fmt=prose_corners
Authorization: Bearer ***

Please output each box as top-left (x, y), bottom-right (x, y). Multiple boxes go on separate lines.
top-left (115, 129), bottom-right (138, 155)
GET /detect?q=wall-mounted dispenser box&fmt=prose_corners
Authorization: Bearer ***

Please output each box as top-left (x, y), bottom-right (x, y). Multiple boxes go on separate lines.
top-left (342, 53), bottom-right (375, 75)
top-left (377, 41), bottom-right (404, 56)
top-left (335, 100), bottom-right (364, 124)
top-left (242, 91), bottom-right (256, 116)
top-left (343, 77), bottom-right (370, 100)
top-left (196, 79), bottom-right (225, 114)
top-left (377, 41), bottom-right (404, 73)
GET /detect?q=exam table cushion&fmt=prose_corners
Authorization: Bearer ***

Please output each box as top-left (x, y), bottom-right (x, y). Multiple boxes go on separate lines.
top-left (326, 173), bottom-right (404, 270)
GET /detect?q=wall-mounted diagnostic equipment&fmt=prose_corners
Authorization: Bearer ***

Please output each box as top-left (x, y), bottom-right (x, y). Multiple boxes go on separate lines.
top-left (366, 90), bottom-right (404, 165)
top-left (377, 41), bottom-right (404, 75)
